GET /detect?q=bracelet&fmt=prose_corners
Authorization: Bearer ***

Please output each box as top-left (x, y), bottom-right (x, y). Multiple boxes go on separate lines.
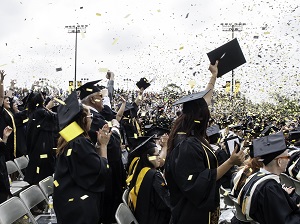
top-left (95, 142), bottom-right (101, 148)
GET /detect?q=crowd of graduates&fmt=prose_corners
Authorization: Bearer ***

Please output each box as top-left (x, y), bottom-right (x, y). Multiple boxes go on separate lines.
top-left (0, 65), bottom-right (300, 224)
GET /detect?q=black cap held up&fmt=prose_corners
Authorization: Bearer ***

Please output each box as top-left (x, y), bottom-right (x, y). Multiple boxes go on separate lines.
top-left (57, 91), bottom-right (82, 131)
top-left (253, 132), bottom-right (287, 165)
top-left (207, 38), bottom-right (246, 77)
top-left (136, 77), bottom-right (151, 90)
top-left (76, 80), bottom-right (103, 100)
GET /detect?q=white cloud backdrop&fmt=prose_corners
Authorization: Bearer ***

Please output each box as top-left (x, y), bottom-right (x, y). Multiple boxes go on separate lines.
top-left (0, 0), bottom-right (299, 103)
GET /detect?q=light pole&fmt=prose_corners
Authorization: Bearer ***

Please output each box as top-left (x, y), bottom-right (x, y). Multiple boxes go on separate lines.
top-left (65, 24), bottom-right (88, 89)
top-left (221, 22), bottom-right (246, 97)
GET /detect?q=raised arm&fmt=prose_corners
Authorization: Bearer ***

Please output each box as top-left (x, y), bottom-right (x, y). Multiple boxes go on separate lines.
top-left (203, 61), bottom-right (218, 105)
top-left (116, 96), bottom-right (126, 122)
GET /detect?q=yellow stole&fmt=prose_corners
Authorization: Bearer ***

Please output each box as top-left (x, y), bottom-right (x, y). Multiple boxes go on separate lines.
top-left (4, 108), bottom-right (16, 157)
top-left (129, 167), bottom-right (151, 210)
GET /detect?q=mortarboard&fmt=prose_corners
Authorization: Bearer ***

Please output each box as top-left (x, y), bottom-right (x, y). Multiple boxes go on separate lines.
top-left (253, 132), bottom-right (287, 165)
top-left (129, 135), bottom-right (158, 157)
top-left (57, 91), bottom-right (82, 131)
top-left (56, 67), bottom-right (62, 72)
top-left (136, 77), bottom-right (151, 90)
top-left (207, 124), bottom-right (221, 144)
top-left (145, 126), bottom-right (170, 137)
top-left (21, 92), bottom-right (34, 109)
top-left (118, 102), bottom-right (135, 112)
top-left (207, 38), bottom-right (246, 77)
top-left (260, 125), bottom-right (274, 136)
top-left (206, 125), bottom-right (220, 137)
top-left (173, 89), bottom-right (211, 106)
top-left (76, 80), bottom-right (103, 100)
top-left (289, 130), bottom-right (300, 143)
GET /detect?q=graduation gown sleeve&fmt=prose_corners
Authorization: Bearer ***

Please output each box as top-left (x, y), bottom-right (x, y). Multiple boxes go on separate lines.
top-left (250, 180), bottom-right (300, 224)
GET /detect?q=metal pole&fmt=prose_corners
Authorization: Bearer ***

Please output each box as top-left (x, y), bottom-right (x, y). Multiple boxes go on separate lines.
top-left (231, 25), bottom-right (234, 98)
top-left (74, 26), bottom-right (78, 89)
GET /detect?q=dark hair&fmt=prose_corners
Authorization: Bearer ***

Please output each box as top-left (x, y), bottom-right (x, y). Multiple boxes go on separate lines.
top-left (56, 105), bottom-right (90, 156)
top-left (167, 98), bottom-right (211, 153)
top-left (27, 92), bottom-right (44, 114)
top-left (128, 146), bottom-right (157, 191)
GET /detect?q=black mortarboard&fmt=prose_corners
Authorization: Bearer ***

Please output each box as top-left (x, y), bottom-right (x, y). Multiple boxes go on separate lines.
top-left (206, 125), bottom-right (220, 137)
top-left (289, 131), bottom-right (300, 142)
top-left (56, 67), bottom-right (62, 72)
top-left (173, 89), bottom-right (211, 106)
top-left (207, 125), bottom-right (221, 144)
top-left (129, 135), bottom-right (158, 156)
top-left (57, 91), bottom-right (82, 131)
top-left (207, 38), bottom-right (246, 77)
top-left (136, 77), bottom-right (151, 90)
top-left (253, 132), bottom-right (287, 165)
top-left (229, 124), bottom-right (243, 131)
top-left (76, 80), bottom-right (102, 100)
top-left (118, 102), bottom-right (135, 112)
top-left (145, 126), bottom-right (170, 137)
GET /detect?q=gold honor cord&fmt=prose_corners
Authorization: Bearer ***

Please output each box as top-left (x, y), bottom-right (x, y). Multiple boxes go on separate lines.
top-left (133, 118), bottom-right (142, 136)
top-left (59, 121), bottom-right (84, 142)
top-left (4, 108), bottom-right (16, 157)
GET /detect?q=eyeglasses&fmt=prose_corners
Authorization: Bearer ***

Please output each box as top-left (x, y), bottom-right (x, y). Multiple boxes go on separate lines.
top-left (274, 155), bottom-right (290, 160)
top-left (86, 114), bottom-right (93, 119)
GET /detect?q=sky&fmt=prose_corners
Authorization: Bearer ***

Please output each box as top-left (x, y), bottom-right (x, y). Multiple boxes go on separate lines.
top-left (0, 0), bottom-right (299, 103)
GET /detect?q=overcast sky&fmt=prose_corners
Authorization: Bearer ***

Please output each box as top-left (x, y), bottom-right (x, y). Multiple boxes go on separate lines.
top-left (0, 0), bottom-right (299, 103)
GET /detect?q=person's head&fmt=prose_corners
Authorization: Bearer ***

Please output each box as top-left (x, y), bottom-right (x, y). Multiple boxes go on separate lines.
top-left (81, 92), bottom-right (104, 112)
top-left (263, 149), bottom-right (290, 175)
top-left (3, 96), bottom-right (10, 109)
top-left (253, 132), bottom-right (289, 175)
top-left (168, 94), bottom-right (210, 153)
top-left (27, 92), bottom-right (44, 114)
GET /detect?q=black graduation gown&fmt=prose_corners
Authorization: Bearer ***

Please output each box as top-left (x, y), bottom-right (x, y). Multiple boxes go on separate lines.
top-left (246, 178), bottom-right (300, 224)
top-left (165, 136), bottom-right (219, 224)
top-left (134, 170), bottom-right (171, 224)
top-left (13, 110), bottom-right (28, 157)
top-left (0, 106), bottom-right (15, 161)
top-left (89, 109), bottom-right (126, 223)
top-left (0, 142), bottom-right (11, 203)
top-left (53, 136), bottom-right (109, 224)
top-left (24, 107), bottom-right (57, 185)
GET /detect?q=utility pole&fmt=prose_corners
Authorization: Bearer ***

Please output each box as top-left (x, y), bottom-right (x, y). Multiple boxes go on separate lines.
top-left (65, 24), bottom-right (88, 89)
top-left (221, 23), bottom-right (246, 97)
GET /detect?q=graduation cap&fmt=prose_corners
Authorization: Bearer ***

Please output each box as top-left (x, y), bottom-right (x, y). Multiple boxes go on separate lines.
top-left (76, 80), bottom-right (103, 100)
top-left (145, 126), bottom-right (170, 137)
top-left (129, 135), bottom-right (158, 156)
top-left (289, 130), bottom-right (300, 142)
top-left (118, 102), bottom-right (135, 112)
top-left (56, 67), bottom-right (62, 72)
top-left (173, 89), bottom-right (211, 106)
top-left (136, 77), bottom-right (151, 90)
top-left (57, 91), bottom-right (82, 131)
top-left (252, 132), bottom-right (287, 165)
top-left (207, 125), bottom-right (220, 144)
top-left (229, 124), bottom-right (243, 131)
top-left (207, 38), bottom-right (246, 77)
top-left (206, 125), bottom-right (220, 137)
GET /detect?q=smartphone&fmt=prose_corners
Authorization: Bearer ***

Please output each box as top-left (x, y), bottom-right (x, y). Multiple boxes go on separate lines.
top-left (234, 141), bottom-right (240, 153)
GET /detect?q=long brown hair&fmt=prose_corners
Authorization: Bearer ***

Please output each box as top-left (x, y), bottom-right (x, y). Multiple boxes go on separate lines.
top-left (56, 105), bottom-right (90, 156)
top-left (167, 98), bottom-right (211, 153)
